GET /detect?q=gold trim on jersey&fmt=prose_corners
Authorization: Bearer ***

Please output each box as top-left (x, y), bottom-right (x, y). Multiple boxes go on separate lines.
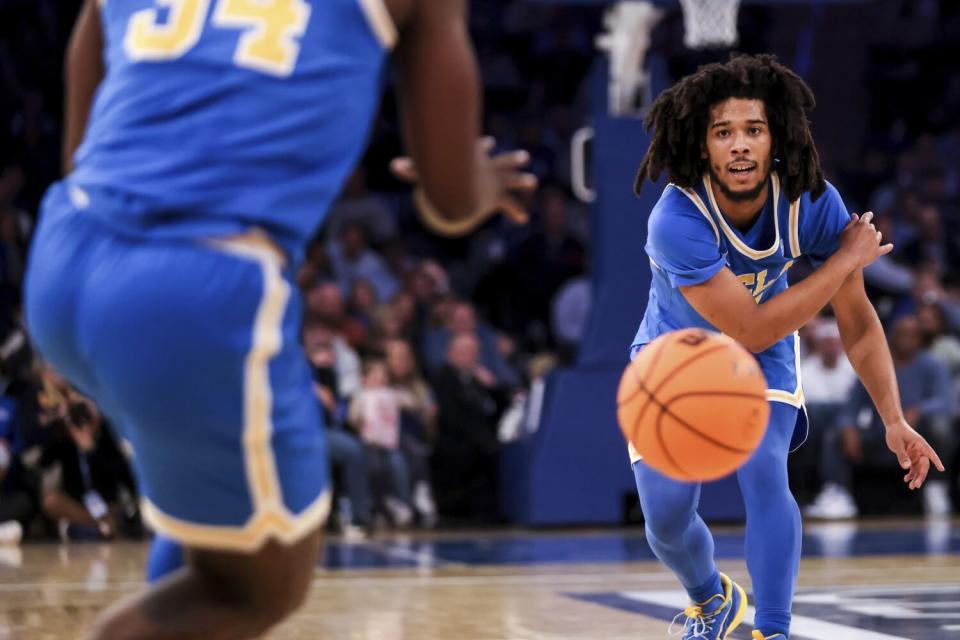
top-left (670, 184), bottom-right (721, 245)
top-left (788, 198), bottom-right (802, 258)
top-left (356, 0), bottom-right (398, 50)
top-left (213, 237), bottom-right (289, 513)
top-left (141, 490), bottom-right (331, 552)
top-left (766, 331), bottom-right (804, 407)
top-left (703, 172), bottom-right (782, 260)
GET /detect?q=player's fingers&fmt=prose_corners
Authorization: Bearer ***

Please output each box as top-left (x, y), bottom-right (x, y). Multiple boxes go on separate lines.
top-left (501, 171), bottom-right (538, 192)
top-left (492, 149), bottom-right (531, 170)
top-left (481, 136), bottom-right (497, 153)
top-left (878, 242), bottom-right (894, 256)
top-left (897, 451), bottom-right (911, 470)
top-left (846, 213), bottom-right (860, 227)
top-left (910, 457), bottom-right (930, 490)
top-left (860, 211), bottom-right (874, 224)
top-left (497, 194), bottom-right (530, 225)
top-left (922, 441), bottom-right (945, 472)
top-left (390, 156), bottom-right (419, 183)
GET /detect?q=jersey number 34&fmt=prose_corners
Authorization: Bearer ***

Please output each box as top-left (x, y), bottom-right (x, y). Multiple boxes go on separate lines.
top-left (124, 0), bottom-right (311, 77)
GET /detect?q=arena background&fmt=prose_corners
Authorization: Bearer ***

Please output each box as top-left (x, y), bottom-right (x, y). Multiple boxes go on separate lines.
top-left (2, 0), bottom-right (958, 535)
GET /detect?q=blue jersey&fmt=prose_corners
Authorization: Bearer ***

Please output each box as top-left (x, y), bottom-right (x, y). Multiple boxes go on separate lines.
top-left (632, 172), bottom-right (849, 424)
top-left (70, 0), bottom-right (395, 262)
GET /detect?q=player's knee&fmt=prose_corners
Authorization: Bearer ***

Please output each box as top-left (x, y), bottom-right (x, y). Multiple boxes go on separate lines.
top-left (643, 500), bottom-right (697, 541)
top-left (243, 531), bottom-right (322, 630)
top-left (194, 528), bottom-right (323, 634)
top-left (739, 448), bottom-right (790, 504)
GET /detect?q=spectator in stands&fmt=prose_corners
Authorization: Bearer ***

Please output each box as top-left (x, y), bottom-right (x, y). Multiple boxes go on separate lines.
top-left (509, 186), bottom-right (586, 347)
top-left (899, 201), bottom-right (960, 275)
top-left (432, 333), bottom-right (510, 523)
top-left (305, 280), bottom-right (368, 353)
top-left (802, 320), bottom-right (859, 408)
top-left (347, 278), bottom-right (380, 333)
top-left (39, 400), bottom-right (139, 540)
top-left (917, 302), bottom-right (960, 375)
top-left (0, 393), bottom-right (35, 545)
top-left (348, 358), bottom-right (413, 528)
top-left (800, 319), bottom-right (859, 515)
top-left (0, 163), bottom-right (30, 298)
top-left (809, 315), bottom-right (954, 518)
top-left (304, 326), bottom-right (373, 537)
top-left (422, 300), bottom-right (522, 388)
top-left (385, 338), bottom-right (438, 527)
top-left (324, 167), bottom-right (397, 246)
top-left (551, 271), bottom-right (592, 364)
top-left (328, 221), bottom-right (399, 303)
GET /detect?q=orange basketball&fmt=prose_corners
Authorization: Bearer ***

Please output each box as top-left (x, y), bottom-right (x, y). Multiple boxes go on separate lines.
top-left (617, 328), bottom-right (770, 482)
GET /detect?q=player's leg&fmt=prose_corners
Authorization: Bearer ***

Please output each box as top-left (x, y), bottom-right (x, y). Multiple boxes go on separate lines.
top-left (736, 402), bottom-right (802, 638)
top-left (633, 462), bottom-right (721, 601)
top-left (91, 528), bottom-right (322, 640)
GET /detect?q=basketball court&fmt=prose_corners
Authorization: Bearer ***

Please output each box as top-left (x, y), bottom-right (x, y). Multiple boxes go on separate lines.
top-left (1, 519), bottom-right (957, 638)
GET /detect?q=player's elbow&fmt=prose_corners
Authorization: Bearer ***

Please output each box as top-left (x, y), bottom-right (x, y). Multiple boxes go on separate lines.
top-left (741, 337), bottom-right (776, 354)
top-left (732, 326), bottom-right (778, 354)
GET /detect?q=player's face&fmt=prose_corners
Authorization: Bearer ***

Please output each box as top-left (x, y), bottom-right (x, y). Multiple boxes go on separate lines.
top-left (703, 98), bottom-right (773, 202)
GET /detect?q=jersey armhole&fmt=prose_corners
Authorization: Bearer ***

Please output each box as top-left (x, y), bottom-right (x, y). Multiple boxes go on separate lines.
top-left (356, 0), bottom-right (398, 50)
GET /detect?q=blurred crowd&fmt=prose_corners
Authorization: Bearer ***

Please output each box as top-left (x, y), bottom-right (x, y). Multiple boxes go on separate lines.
top-left (2, 0), bottom-right (960, 546)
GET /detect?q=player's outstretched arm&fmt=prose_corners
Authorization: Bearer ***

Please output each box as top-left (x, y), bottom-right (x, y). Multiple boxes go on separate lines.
top-left (392, 1), bottom-right (535, 235)
top-left (680, 212), bottom-right (890, 353)
top-left (831, 270), bottom-right (945, 489)
top-left (63, 0), bottom-right (104, 174)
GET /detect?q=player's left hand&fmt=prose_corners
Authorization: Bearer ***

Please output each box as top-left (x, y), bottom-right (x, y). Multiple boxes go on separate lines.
top-left (390, 137), bottom-right (537, 226)
top-left (884, 419), bottom-right (945, 490)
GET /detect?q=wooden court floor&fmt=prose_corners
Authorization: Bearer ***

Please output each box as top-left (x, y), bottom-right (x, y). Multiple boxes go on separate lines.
top-left (0, 519), bottom-right (957, 639)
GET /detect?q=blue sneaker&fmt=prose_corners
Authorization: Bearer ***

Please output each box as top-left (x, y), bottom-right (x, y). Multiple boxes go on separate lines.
top-left (670, 572), bottom-right (747, 639)
top-left (752, 633), bottom-right (787, 640)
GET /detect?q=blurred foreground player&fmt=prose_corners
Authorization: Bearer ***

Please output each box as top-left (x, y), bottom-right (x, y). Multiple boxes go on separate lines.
top-left (24, 1), bottom-right (534, 638)
top-left (629, 54), bottom-right (943, 640)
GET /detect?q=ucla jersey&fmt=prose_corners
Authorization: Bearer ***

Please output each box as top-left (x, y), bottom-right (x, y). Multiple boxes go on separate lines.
top-left (632, 173), bottom-right (850, 448)
top-left (70, 0), bottom-right (395, 262)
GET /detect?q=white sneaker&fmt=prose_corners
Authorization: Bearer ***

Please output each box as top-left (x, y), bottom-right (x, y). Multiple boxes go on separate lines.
top-left (923, 480), bottom-right (952, 517)
top-left (413, 482), bottom-right (438, 528)
top-left (0, 521), bottom-right (22, 546)
top-left (384, 497), bottom-right (413, 528)
top-left (341, 523), bottom-right (369, 542)
top-left (804, 483), bottom-right (858, 519)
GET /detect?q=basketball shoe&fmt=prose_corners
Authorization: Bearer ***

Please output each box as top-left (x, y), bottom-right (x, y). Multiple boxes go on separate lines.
top-left (670, 572), bottom-right (747, 639)
top-left (752, 633), bottom-right (787, 639)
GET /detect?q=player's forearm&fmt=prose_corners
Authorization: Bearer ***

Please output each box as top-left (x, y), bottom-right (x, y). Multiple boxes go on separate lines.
top-left (837, 303), bottom-right (904, 427)
top-left (63, 0), bottom-right (104, 174)
top-left (746, 252), bottom-right (857, 352)
top-left (394, 0), bottom-right (493, 221)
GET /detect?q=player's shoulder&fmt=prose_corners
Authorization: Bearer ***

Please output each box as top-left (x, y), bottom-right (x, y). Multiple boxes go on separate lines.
top-left (648, 184), bottom-right (720, 243)
top-left (799, 179), bottom-right (844, 211)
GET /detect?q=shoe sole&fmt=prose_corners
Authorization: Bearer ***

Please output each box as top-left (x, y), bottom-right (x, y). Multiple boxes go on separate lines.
top-left (721, 581), bottom-right (748, 639)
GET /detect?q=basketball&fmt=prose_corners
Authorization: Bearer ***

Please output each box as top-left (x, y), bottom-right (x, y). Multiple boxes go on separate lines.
top-left (617, 329), bottom-right (770, 482)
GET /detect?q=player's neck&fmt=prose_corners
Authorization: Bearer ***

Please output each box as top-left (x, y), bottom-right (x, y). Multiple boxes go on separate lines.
top-left (711, 184), bottom-right (769, 233)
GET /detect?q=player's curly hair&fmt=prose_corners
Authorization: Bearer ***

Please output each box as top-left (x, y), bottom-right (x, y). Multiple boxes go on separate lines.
top-left (635, 54), bottom-right (825, 202)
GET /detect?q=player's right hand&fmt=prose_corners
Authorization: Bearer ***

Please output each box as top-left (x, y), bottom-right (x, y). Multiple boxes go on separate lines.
top-left (390, 137), bottom-right (538, 226)
top-left (838, 211), bottom-right (893, 270)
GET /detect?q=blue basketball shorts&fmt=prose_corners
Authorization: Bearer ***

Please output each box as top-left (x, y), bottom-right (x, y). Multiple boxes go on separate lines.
top-left (24, 182), bottom-right (330, 552)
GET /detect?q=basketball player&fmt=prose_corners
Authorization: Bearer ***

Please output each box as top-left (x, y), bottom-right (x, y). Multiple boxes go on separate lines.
top-left (630, 54), bottom-right (943, 640)
top-left (24, 1), bottom-right (534, 638)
